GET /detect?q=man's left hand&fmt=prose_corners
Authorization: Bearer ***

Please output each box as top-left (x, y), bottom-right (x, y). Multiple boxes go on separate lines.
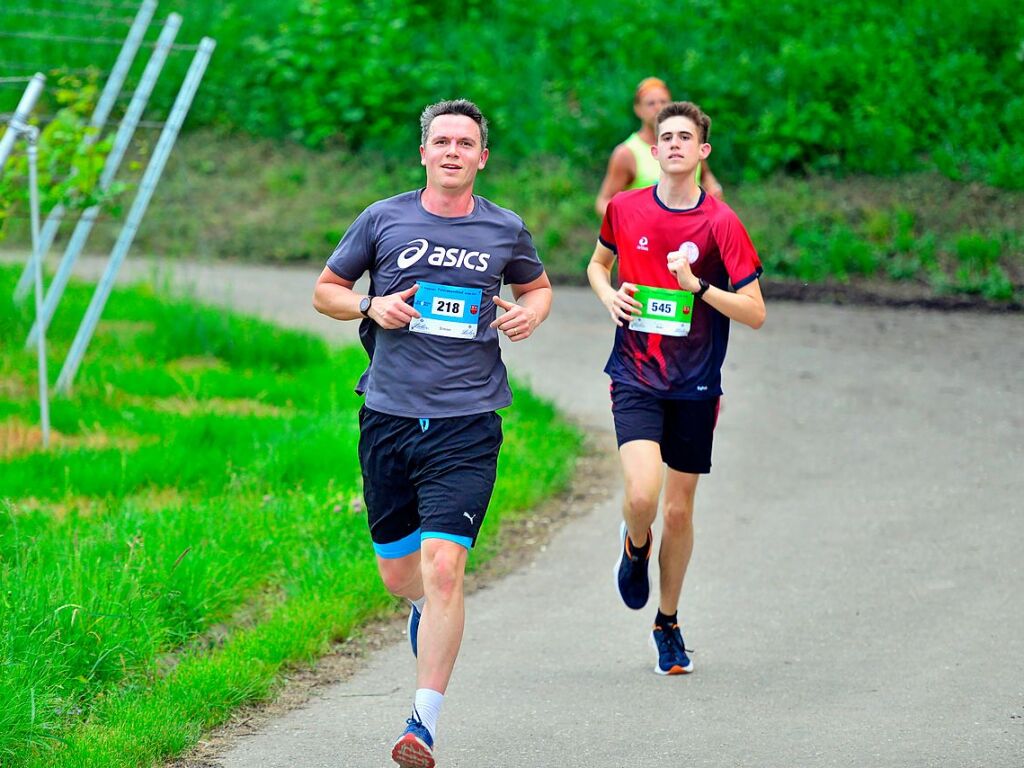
top-left (490, 296), bottom-right (537, 341)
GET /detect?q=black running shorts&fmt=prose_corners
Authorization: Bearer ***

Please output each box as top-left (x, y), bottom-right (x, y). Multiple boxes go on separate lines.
top-left (610, 382), bottom-right (719, 474)
top-left (357, 406), bottom-right (503, 558)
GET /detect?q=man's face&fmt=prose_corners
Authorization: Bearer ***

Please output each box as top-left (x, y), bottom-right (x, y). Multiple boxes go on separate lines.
top-left (420, 114), bottom-right (488, 191)
top-left (652, 115), bottom-right (710, 175)
top-left (633, 86), bottom-right (671, 130)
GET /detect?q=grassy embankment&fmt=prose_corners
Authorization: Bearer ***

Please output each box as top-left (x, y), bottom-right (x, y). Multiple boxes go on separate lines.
top-left (4, 128), bottom-right (1019, 303)
top-left (0, 264), bottom-right (582, 767)
top-left (12, 132), bottom-right (1017, 305)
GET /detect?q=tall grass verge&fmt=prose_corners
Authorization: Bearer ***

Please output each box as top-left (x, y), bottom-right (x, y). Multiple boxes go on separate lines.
top-left (0, 265), bottom-right (582, 766)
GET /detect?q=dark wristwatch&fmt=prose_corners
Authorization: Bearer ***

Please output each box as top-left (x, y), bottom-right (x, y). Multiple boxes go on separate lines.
top-left (694, 278), bottom-right (710, 299)
top-left (359, 295), bottom-right (373, 317)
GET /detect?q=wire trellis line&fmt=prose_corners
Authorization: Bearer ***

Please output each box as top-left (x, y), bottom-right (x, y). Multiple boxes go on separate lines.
top-left (0, 60), bottom-right (112, 77)
top-left (1, 214), bottom-right (126, 225)
top-left (31, 0), bottom-right (145, 11)
top-left (0, 112), bottom-right (167, 130)
top-left (0, 30), bottom-right (200, 52)
top-left (0, 8), bottom-right (135, 25)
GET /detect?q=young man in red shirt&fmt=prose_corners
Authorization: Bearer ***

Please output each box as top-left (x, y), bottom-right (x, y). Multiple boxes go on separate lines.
top-left (587, 101), bottom-right (765, 675)
top-left (594, 77), bottom-right (723, 218)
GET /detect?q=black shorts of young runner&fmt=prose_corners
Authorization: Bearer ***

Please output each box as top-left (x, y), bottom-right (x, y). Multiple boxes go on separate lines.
top-left (357, 406), bottom-right (503, 559)
top-left (609, 382), bottom-right (720, 474)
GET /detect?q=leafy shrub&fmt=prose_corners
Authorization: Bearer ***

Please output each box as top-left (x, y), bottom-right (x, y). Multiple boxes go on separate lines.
top-left (951, 233), bottom-right (1014, 300)
top-left (0, 72), bottom-right (125, 243)
top-left (4, 0), bottom-right (1022, 187)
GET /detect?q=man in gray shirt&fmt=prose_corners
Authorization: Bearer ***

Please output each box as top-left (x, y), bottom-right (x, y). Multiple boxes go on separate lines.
top-left (313, 99), bottom-right (552, 768)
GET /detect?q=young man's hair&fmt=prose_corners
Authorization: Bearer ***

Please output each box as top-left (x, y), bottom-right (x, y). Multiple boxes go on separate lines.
top-left (634, 76), bottom-right (670, 104)
top-left (655, 101), bottom-right (711, 144)
top-left (420, 99), bottom-right (489, 149)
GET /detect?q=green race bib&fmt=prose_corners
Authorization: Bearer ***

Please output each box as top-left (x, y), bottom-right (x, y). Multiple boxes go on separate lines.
top-left (628, 285), bottom-right (694, 337)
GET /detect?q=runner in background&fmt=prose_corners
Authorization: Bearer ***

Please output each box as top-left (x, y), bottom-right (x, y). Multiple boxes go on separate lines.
top-left (595, 77), bottom-right (723, 218)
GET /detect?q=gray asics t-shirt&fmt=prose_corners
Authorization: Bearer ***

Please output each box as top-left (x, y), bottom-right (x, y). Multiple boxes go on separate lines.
top-left (326, 190), bottom-right (545, 418)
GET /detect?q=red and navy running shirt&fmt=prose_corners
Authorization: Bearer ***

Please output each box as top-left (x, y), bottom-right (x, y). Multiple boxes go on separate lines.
top-left (599, 186), bottom-right (763, 399)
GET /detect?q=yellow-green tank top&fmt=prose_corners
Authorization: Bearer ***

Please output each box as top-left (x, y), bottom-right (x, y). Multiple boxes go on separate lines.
top-left (624, 131), bottom-right (702, 189)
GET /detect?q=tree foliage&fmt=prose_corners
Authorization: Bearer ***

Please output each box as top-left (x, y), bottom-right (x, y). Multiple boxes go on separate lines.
top-left (161, 0), bottom-right (1024, 187)
top-left (3, 0), bottom-right (1021, 186)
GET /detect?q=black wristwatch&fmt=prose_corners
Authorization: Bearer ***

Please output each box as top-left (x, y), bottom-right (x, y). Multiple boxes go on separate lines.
top-left (359, 295), bottom-right (373, 317)
top-left (694, 278), bottom-right (710, 299)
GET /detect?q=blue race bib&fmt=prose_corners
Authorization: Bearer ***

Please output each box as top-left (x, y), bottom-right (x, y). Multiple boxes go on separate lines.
top-left (409, 281), bottom-right (483, 340)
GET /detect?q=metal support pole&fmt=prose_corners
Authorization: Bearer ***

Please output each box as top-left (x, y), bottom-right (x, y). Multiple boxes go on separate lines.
top-left (90, 0), bottom-right (159, 134)
top-left (56, 38), bottom-right (217, 395)
top-left (25, 14), bottom-right (183, 348)
top-left (0, 72), bottom-right (49, 443)
top-left (13, 0), bottom-right (158, 302)
top-left (0, 73), bottom-right (46, 174)
top-left (27, 131), bottom-right (51, 449)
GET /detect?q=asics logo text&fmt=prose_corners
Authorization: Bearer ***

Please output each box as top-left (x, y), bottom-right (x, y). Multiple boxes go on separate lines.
top-left (396, 238), bottom-right (491, 272)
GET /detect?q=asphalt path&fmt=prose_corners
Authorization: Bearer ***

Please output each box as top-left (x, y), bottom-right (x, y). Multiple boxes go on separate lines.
top-left (12, 255), bottom-right (1023, 766)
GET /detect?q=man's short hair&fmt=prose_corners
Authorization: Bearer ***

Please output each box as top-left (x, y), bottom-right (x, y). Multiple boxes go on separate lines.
top-left (656, 101), bottom-right (711, 144)
top-left (420, 99), bottom-right (489, 149)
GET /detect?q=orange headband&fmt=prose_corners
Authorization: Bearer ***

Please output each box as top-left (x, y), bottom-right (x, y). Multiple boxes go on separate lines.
top-left (634, 77), bottom-right (670, 103)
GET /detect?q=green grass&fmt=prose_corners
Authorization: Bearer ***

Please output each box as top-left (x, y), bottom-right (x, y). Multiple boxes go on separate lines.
top-left (9, 131), bottom-right (1016, 304)
top-left (4, 129), bottom-right (1021, 302)
top-left (733, 175), bottom-right (1023, 301)
top-left (0, 265), bottom-right (583, 767)
top-left (109, 132), bottom-right (1021, 302)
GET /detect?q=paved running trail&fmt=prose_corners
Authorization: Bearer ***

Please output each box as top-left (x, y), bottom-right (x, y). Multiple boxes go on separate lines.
top-left (21, 256), bottom-right (1024, 766)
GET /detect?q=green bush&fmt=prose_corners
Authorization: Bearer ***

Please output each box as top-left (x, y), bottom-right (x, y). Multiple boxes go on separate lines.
top-left (0, 72), bottom-right (124, 243)
top-left (3, 0), bottom-right (1023, 187)
top-left (952, 233), bottom-right (1014, 300)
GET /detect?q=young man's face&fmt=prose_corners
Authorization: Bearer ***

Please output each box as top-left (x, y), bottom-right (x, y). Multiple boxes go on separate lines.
top-left (420, 114), bottom-right (488, 192)
top-left (652, 115), bottom-right (710, 176)
top-left (633, 86), bottom-right (671, 130)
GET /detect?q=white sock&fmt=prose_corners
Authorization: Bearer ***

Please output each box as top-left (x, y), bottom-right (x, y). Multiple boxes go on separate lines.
top-left (410, 596), bottom-right (425, 612)
top-left (413, 688), bottom-right (444, 741)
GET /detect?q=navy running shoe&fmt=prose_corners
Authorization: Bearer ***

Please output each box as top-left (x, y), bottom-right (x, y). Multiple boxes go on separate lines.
top-left (614, 521), bottom-right (651, 609)
top-left (407, 603), bottom-right (421, 658)
top-left (650, 621), bottom-right (694, 675)
top-left (391, 716), bottom-right (434, 768)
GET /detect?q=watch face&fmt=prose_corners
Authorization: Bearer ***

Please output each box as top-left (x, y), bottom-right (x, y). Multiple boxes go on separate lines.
top-left (360, 297), bottom-right (372, 314)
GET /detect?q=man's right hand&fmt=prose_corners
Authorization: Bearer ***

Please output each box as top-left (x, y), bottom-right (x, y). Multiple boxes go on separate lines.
top-left (603, 282), bottom-right (642, 327)
top-left (369, 284), bottom-right (421, 329)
